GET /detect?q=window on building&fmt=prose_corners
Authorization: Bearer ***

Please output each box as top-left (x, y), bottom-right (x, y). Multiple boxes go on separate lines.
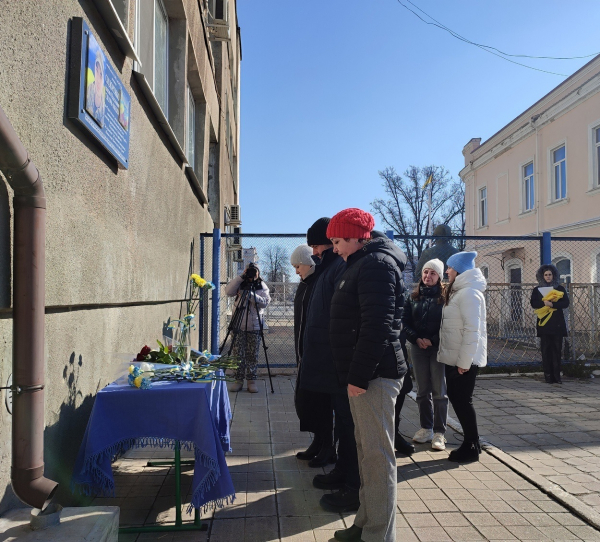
top-left (187, 84), bottom-right (195, 168)
top-left (552, 145), bottom-right (567, 201)
top-left (595, 127), bottom-right (600, 188)
top-left (479, 187), bottom-right (488, 227)
top-left (154, 0), bottom-right (169, 115)
top-left (208, 0), bottom-right (228, 21)
top-left (523, 162), bottom-right (534, 211)
top-left (554, 257), bottom-right (572, 284)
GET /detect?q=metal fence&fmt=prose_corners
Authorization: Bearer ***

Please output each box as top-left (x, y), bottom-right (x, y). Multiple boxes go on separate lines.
top-left (200, 232), bottom-right (600, 369)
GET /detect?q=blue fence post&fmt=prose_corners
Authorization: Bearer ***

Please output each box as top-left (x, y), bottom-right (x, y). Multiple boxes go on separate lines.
top-left (542, 231), bottom-right (552, 265)
top-left (211, 228), bottom-right (221, 355)
top-left (199, 234), bottom-right (205, 351)
top-left (385, 230), bottom-right (394, 240)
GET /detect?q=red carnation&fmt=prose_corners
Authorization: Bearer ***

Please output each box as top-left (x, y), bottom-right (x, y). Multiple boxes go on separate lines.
top-left (136, 345), bottom-right (151, 360)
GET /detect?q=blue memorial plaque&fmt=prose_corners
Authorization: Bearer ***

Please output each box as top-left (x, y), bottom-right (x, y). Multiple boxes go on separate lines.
top-left (68, 18), bottom-right (130, 168)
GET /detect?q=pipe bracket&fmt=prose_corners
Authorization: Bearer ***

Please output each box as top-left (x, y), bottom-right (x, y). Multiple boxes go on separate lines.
top-left (8, 384), bottom-right (44, 395)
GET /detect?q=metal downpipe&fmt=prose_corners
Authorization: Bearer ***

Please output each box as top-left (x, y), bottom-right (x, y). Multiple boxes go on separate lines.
top-left (0, 104), bottom-right (58, 510)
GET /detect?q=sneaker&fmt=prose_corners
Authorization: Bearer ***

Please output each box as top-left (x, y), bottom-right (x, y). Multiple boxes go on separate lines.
top-left (413, 428), bottom-right (434, 443)
top-left (334, 524), bottom-right (363, 541)
top-left (320, 487), bottom-right (360, 513)
top-left (313, 467), bottom-right (345, 490)
top-left (247, 381), bottom-right (258, 393)
top-left (230, 380), bottom-right (243, 392)
top-left (431, 433), bottom-right (446, 451)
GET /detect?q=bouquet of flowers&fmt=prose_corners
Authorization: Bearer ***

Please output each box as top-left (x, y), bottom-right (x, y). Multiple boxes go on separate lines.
top-left (127, 351), bottom-right (240, 390)
top-left (167, 274), bottom-right (215, 361)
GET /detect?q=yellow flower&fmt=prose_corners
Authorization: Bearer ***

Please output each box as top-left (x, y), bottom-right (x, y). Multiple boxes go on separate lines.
top-left (190, 274), bottom-right (206, 288)
top-left (128, 365), bottom-right (135, 374)
top-left (134, 376), bottom-right (143, 388)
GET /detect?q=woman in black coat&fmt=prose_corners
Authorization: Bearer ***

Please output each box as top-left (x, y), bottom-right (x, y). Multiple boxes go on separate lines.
top-left (291, 244), bottom-right (335, 467)
top-left (530, 264), bottom-right (570, 384)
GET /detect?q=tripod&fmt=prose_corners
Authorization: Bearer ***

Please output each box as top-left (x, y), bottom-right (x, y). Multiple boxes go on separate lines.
top-left (220, 281), bottom-right (274, 393)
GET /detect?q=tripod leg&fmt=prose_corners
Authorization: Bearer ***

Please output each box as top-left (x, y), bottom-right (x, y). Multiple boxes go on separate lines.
top-left (252, 286), bottom-right (274, 393)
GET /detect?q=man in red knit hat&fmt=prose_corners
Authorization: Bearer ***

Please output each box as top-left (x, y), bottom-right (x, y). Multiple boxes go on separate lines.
top-left (327, 208), bottom-right (408, 542)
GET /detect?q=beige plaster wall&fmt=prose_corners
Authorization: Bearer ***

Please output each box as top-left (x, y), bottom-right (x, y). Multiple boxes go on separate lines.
top-left (0, 0), bottom-right (236, 512)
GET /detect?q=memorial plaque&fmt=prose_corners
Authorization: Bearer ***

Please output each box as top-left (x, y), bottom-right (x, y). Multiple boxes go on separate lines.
top-left (68, 18), bottom-right (131, 169)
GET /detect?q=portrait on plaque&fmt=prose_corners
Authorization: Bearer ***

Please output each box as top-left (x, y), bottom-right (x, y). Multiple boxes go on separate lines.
top-left (118, 88), bottom-right (130, 132)
top-left (85, 33), bottom-right (106, 127)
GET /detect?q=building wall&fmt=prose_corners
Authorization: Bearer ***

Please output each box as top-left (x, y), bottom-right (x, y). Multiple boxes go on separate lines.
top-left (461, 57), bottom-right (600, 239)
top-left (0, 0), bottom-right (240, 512)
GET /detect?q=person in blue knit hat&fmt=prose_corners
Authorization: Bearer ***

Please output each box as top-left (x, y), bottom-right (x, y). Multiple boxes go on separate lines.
top-left (437, 251), bottom-right (487, 463)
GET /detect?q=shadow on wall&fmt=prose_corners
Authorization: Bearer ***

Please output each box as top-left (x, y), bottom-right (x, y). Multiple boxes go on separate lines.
top-left (0, 176), bottom-right (11, 308)
top-left (43, 352), bottom-right (97, 508)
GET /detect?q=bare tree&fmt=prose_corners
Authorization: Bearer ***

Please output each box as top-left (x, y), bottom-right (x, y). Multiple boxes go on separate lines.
top-left (261, 245), bottom-right (290, 299)
top-left (371, 165), bottom-right (465, 278)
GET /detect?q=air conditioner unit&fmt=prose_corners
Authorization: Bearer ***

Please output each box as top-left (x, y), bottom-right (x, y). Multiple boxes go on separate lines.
top-left (233, 249), bottom-right (243, 262)
top-left (229, 204), bottom-right (241, 225)
top-left (232, 226), bottom-right (241, 246)
top-left (208, 23), bottom-right (230, 41)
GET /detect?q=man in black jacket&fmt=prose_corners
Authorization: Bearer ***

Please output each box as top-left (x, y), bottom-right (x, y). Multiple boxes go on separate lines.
top-left (327, 208), bottom-right (407, 542)
top-left (299, 217), bottom-right (361, 511)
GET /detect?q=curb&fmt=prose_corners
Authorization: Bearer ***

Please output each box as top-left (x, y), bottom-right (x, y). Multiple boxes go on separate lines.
top-left (407, 391), bottom-right (600, 532)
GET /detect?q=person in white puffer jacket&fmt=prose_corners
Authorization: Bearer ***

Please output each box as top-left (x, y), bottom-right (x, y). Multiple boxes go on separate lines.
top-left (437, 251), bottom-right (487, 463)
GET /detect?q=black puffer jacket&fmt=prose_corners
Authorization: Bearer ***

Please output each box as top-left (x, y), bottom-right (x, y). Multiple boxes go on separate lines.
top-left (402, 284), bottom-right (444, 348)
top-left (330, 237), bottom-right (408, 390)
top-left (293, 271), bottom-right (317, 365)
top-left (299, 248), bottom-right (346, 393)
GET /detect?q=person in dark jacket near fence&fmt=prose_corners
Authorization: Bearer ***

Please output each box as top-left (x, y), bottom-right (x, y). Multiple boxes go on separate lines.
top-left (290, 244), bottom-right (333, 467)
top-left (328, 208), bottom-right (407, 542)
top-left (530, 264), bottom-right (570, 384)
top-left (300, 217), bottom-right (361, 511)
top-left (402, 258), bottom-right (448, 451)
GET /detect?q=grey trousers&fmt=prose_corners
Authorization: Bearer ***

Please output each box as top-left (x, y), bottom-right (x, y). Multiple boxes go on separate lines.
top-left (349, 377), bottom-right (402, 542)
top-left (410, 344), bottom-right (448, 434)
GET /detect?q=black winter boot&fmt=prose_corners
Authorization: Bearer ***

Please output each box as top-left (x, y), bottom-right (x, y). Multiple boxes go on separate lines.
top-left (313, 466), bottom-right (345, 490)
top-left (296, 435), bottom-right (322, 460)
top-left (448, 440), bottom-right (480, 463)
top-left (308, 445), bottom-right (337, 468)
top-left (320, 486), bottom-right (360, 513)
top-left (334, 524), bottom-right (363, 541)
top-left (395, 433), bottom-right (415, 456)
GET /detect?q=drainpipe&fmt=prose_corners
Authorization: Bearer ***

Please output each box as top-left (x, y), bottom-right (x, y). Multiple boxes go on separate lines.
top-left (0, 104), bottom-right (58, 511)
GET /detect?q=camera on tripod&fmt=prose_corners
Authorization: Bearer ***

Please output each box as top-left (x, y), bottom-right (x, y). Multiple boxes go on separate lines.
top-left (240, 263), bottom-right (262, 290)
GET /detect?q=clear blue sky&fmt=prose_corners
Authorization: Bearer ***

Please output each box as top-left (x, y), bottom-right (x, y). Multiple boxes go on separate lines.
top-left (236, 0), bottom-right (600, 233)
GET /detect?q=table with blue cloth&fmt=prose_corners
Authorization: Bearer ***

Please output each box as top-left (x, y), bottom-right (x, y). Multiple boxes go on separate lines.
top-left (72, 374), bottom-right (235, 532)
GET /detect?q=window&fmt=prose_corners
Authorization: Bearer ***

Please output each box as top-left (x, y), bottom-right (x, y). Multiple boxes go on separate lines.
top-left (186, 84), bottom-right (195, 168)
top-left (523, 162), bottom-right (534, 211)
top-left (479, 187), bottom-right (488, 227)
top-left (595, 127), bottom-right (600, 187)
top-left (554, 257), bottom-right (572, 284)
top-left (154, 0), bottom-right (168, 115)
top-left (552, 145), bottom-right (567, 201)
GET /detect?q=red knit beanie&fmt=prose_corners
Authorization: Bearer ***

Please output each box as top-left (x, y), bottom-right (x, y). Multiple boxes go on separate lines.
top-left (326, 208), bottom-right (375, 240)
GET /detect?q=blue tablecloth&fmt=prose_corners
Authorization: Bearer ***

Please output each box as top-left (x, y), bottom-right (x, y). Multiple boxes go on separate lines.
top-left (72, 375), bottom-right (234, 513)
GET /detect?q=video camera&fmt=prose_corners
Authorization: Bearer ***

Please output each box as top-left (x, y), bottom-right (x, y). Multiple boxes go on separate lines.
top-left (240, 263), bottom-right (262, 290)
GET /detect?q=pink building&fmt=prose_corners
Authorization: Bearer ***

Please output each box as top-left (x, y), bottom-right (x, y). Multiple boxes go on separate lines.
top-left (460, 55), bottom-right (600, 285)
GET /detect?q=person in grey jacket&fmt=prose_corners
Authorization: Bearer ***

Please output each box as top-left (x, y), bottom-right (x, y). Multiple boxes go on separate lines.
top-left (225, 265), bottom-right (271, 393)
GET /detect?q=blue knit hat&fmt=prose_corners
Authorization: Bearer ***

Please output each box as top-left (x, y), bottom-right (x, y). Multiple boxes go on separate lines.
top-left (446, 251), bottom-right (477, 274)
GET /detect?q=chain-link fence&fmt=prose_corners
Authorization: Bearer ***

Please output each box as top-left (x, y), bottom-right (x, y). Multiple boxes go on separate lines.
top-left (200, 233), bottom-right (305, 368)
top-left (200, 232), bottom-right (600, 370)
